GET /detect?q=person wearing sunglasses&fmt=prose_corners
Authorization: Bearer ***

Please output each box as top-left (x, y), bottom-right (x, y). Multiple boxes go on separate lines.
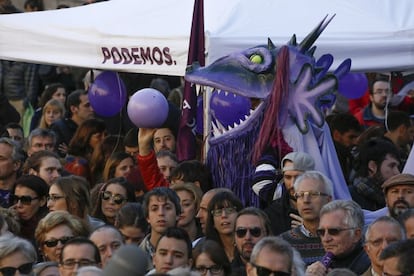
top-left (280, 171), bottom-right (333, 266)
top-left (306, 200), bottom-right (370, 275)
top-left (205, 190), bottom-right (243, 263)
top-left (11, 175), bottom-right (48, 243)
top-left (232, 207), bottom-right (271, 276)
top-left (35, 211), bottom-right (90, 262)
top-left (246, 236), bottom-right (295, 276)
top-left (59, 237), bottom-right (101, 276)
top-left (91, 177), bottom-right (136, 225)
top-left (193, 239), bottom-right (232, 276)
top-left (0, 235), bottom-right (37, 276)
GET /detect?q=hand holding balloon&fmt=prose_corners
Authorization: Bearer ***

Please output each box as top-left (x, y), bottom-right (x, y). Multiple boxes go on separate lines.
top-left (127, 88), bottom-right (169, 128)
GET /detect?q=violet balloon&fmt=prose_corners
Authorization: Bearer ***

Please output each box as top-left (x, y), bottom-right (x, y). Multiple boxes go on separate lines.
top-left (88, 71), bottom-right (127, 117)
top-left (338, 72), bottom-right (368, 99)
top-left (210, 91), bottom-right (251, 128)
top-left (127, 88), bottom-right (169, 128)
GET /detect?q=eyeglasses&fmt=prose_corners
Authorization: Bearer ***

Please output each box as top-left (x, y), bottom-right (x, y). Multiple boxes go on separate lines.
top-left (44, 236), bottom-right (74, 247)
top-left (60, 259), bottom-right (96, 269)
top-left (47, 194), bottom-right (65, 202)
top-left (11, 195), bottom-right (39, 205)
top-left (366, 238), bottom-right (400, 247)
top-left (195, 265), bottom-right (223, 275)
top-left (101, 191), bottom-right (126, 205)
top-left (316, 227), bottom-right (355, 237)
top-left (251, 263), bottom-right (291, 276)
top-left (235, 227), bottom-right (262, 238)
top-left (0, 262), bottom-right (33, 276)
top-left (211, 206), bottom-right (237, 217)
top-left (294, 191), bottom-right (329, 200)
top-left (373, 90), bottom-right (391, 96)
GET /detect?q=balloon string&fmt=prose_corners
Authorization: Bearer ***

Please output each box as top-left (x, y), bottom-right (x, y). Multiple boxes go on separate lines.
top-left (109, 72), bottom-right (124, 158)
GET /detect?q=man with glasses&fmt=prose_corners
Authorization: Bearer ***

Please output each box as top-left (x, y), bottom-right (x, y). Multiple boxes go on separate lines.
top-left (59, 237), bottom-right (101, 276)
top-left (363, 216), bottom-right (405, 276)
top-left (280, 171), bottom-right (333, 266)
top-left (306, 200), bottom-right (370, 275)
top-left (355, 75), bottom-right (391, 129)
top-left (246, 236), bottom-right (295, 276)
top-left (89, 225), bottom-right (124, 268)
top-left (233, 207), bottom-right (272, 276)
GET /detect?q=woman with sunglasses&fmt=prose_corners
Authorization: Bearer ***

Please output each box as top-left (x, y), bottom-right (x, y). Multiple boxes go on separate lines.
top-left (0, 234), bottom-right (37, 276)
top-left (35, 211), bottom-right (90, 262)
top-left (205, 190), bottom-right (243, 262)
top-left (11, 175), bottom-right (48, 243)
top-left (193, 239), bottom-right (232, 276)
top-left (91, 177), bottom-right (136, 225)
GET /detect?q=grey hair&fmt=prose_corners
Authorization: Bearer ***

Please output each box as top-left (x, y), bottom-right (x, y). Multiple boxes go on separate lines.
top-left (364, 216), bottom-right (405, 242)
top-left (0, 234), bottom-right (37, 263)
top-left (250, 236), bottom-right (293, 272)
top-left (27, 128), bottom-right (56, 148)
top-left (293, 170), bottom-right (334, 197)
top-left (0, 137), bottom-right (24, 162)
top-left (320, 200), bottom-right (364, 229)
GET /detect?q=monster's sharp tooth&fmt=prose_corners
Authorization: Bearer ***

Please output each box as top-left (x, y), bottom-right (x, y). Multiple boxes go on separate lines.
top-left (233, 122), bottom-right (239, 128)
top-left (225, 91), bottom-right (229, 96)
top-left (217, 89), bottom-right (222, 94)
top-left (215, 119), bottom-right (226, 132)
top-left (239, 119), bottom-right (244, 124)
top-left (233, 93), bottom-right (237, 98)
top-left (212, 121), bottom-right (221, 136)
top-left (228, 125), bottom-right (233, 131)
top-left (244, 115), bottom-right (249, 120)
top-left (250, 109), bottom-right (254, 114)
top-left (195, 85), bottom-right (202, 96)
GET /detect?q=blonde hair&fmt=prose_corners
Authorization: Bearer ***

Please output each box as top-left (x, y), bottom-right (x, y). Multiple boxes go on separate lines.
top-left (171, 182), bottom-right (203, 211)
top-left (39, 99), bottom-right (65, 128)
top-left (35, 211), bottom-right (90, 247)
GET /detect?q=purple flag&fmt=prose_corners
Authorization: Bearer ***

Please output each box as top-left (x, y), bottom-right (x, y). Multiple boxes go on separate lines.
top-left (176, 0), bottom-right (205, 161)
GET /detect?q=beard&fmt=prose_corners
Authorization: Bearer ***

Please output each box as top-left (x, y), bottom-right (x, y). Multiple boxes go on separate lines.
top-left (389, 200), bottom-right (410, 219)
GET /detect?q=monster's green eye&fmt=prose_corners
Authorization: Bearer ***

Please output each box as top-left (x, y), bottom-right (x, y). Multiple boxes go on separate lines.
top-left (249, 54), bottom-right (263, 64)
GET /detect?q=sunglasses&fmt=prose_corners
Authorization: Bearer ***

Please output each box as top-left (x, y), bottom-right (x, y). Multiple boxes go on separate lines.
top-left (11, 195), bottom-right (39, 205)
top-left (44, 236), bottom-right (74, 248)
top-left (235, 227), bottom-right (262, 238)
top-left (251, 263), bottom-right (290, 276)
top-left (316, 227), bottom-right (355, 237)
top-left (0, 262), bottom-right (33, 276)
top-left (294, 191), bottom-right (329, 200)
top-left (60, 259), bottom-right (96, 269)
top-left (101, 191), bottom-right (126, 205)
top-left (211, 206), bottom-right (237, 217)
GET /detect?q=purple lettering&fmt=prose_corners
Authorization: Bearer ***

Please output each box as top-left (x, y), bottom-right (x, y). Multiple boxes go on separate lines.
top-left (101, 47), bottom-right (111, 64)
top-left (131, 47), bottom-right (142, 64)
top-left (140, 47), bottom-right (153, 65)
top-left (163, 47), bottom-right (173, 65)
top-left (111, 47), bottom-right (122, 64)
top-left (121, 48), bottom-right (133, 64)
top-left (152, 47), bottom-right (163, 65)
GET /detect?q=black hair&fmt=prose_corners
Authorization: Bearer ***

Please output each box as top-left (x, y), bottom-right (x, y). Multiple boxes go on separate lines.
top-left (156, 227), bottom-right (192, 259)
top-left (142, 187), bottom-right (181, 218)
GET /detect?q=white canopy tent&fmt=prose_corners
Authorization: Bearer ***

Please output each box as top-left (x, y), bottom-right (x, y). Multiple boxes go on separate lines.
top-left (1, 0), bottom-right (414, 75)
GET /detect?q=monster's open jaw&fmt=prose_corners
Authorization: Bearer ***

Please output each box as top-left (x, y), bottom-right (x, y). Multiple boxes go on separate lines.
top-left (200, 86), bottom-right (264, 141)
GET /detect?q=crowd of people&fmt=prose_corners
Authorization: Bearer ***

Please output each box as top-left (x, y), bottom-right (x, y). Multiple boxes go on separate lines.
top-left (1, 0), bottom-right (414, 276)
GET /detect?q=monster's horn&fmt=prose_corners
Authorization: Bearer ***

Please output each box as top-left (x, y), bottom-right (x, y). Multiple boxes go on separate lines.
top-left (298, 14), bottom-right (335, 53)
top-left (288, 34), bottom-right (297, 46)
top-left (268, 38), bottom-right (276, 49)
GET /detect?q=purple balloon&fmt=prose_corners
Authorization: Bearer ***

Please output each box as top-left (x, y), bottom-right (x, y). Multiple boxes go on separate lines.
top-left (338, 72), bottom-right (368, 99)
top-left (210, 91), bottom-right (251, 128)
top-left (127, 88), bottom-right (169, 128)
top-left (88, 71), bottom-right (127, 117)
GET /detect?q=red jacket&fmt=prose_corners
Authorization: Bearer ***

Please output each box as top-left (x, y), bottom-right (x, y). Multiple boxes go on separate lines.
top-left (137, 151), bottom-right (169, 191)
